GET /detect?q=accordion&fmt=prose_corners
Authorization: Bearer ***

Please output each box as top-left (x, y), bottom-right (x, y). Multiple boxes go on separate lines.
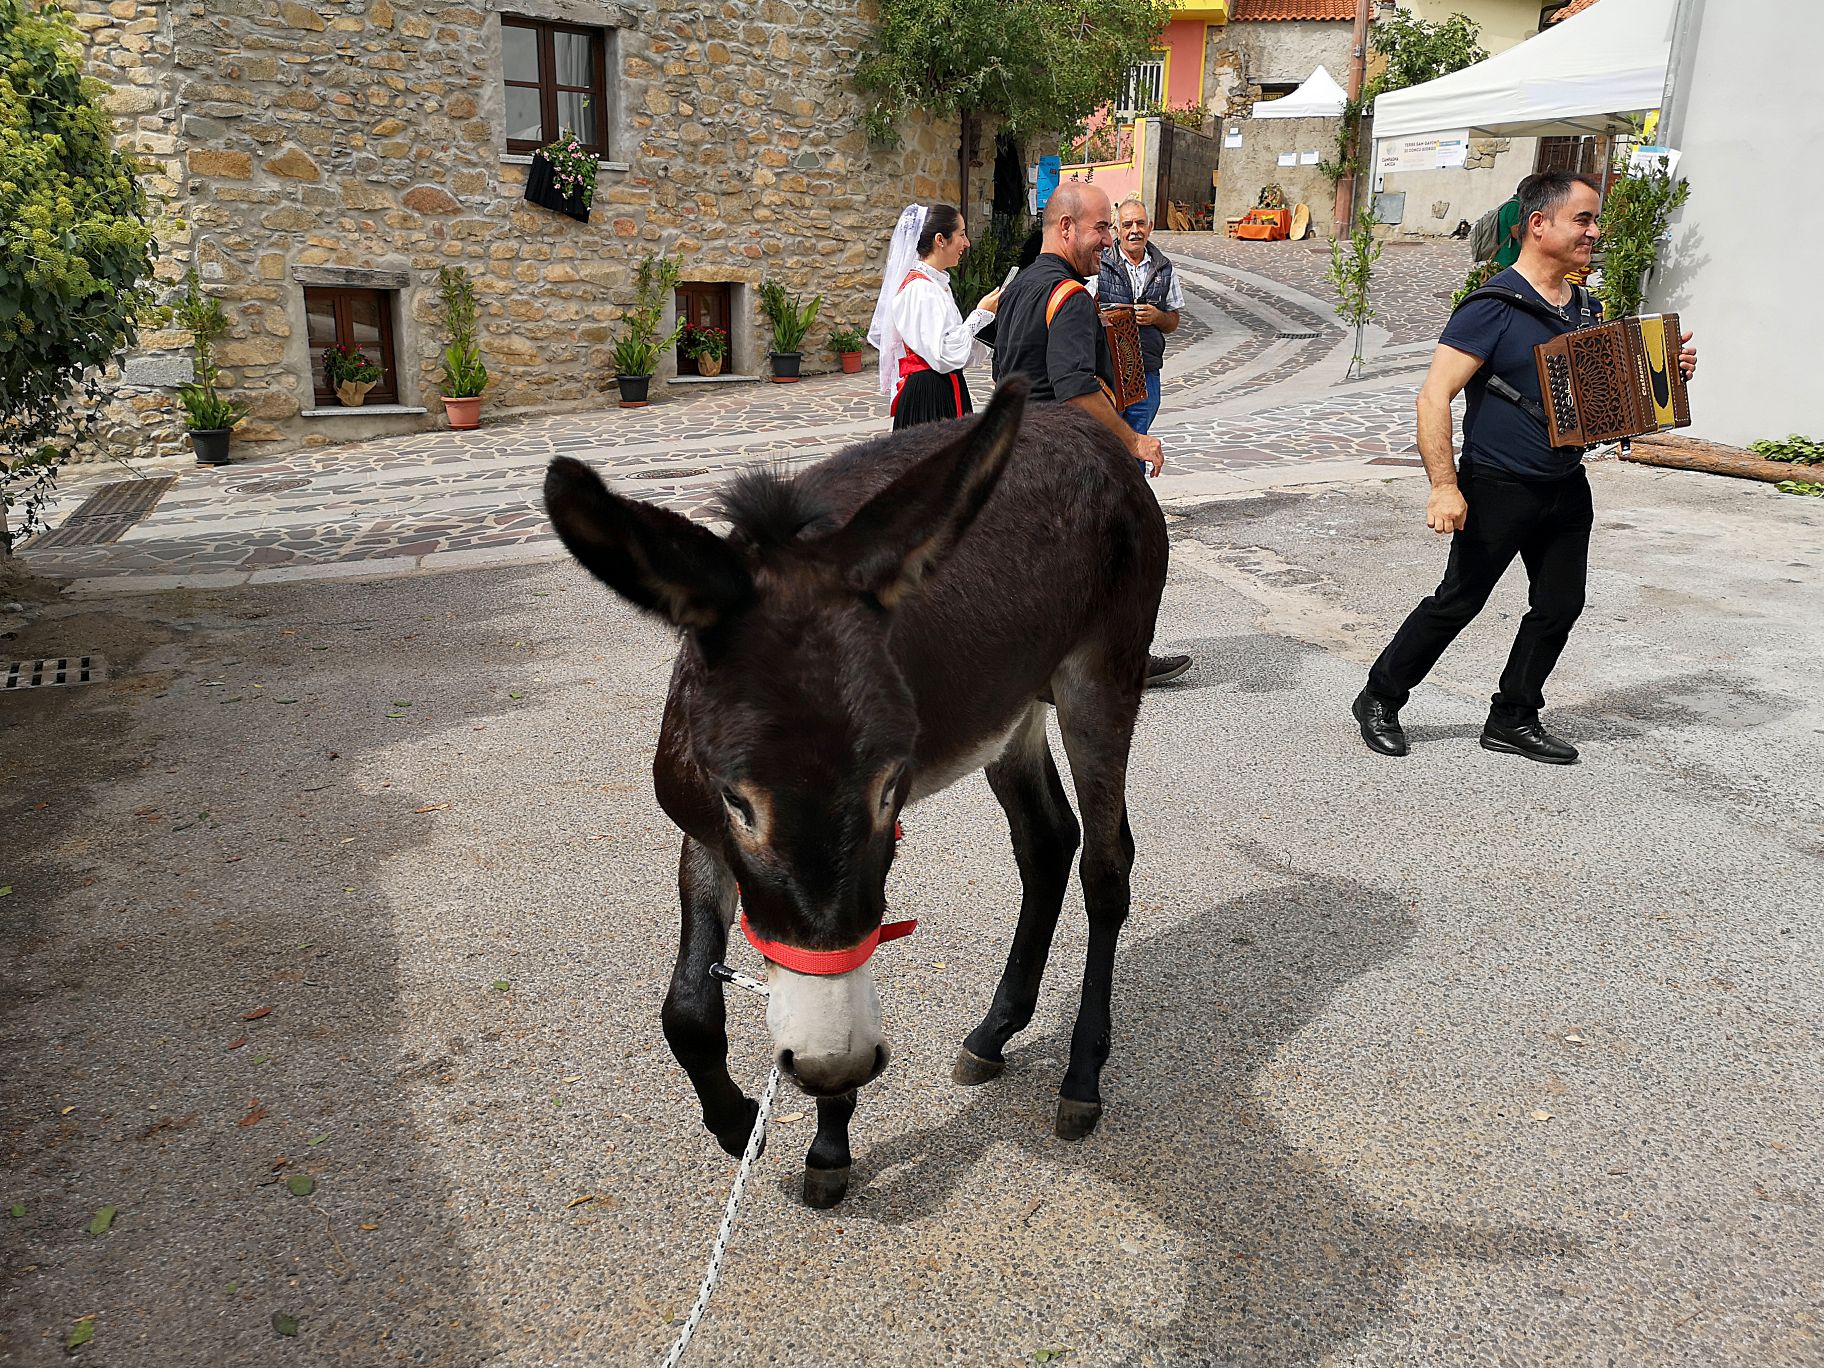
top-left (1535, 313), bottom-right (1690, 447)
top-left (1101, 305), bottom-right (1148, 411)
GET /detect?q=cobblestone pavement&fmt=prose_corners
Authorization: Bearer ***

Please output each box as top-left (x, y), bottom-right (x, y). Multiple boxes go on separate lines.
top-left (20, 237), bottom-right (1472, 589)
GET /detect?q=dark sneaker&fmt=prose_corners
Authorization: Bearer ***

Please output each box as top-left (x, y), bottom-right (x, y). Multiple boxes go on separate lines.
top-left (1145, 653), bottom-right (1193, 687)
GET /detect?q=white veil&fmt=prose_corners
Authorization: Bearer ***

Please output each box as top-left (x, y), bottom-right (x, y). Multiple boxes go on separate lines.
top-left (866, 203), bottom-right (927, 399)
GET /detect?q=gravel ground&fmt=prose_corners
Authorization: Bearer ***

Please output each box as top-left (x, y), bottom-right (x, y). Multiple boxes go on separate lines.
top-left (2, 461), bottom-right (1820, 1366)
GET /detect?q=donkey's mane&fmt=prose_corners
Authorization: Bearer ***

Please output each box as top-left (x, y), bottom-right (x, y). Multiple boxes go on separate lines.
top-left (715, 468), bottom-right (835, 548)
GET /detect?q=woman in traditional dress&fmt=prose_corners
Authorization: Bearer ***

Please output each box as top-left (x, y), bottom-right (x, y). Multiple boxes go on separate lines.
top-left (866, 204), bottom-right (1002, 430)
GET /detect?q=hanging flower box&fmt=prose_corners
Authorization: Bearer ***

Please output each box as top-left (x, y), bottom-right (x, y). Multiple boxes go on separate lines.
top-left (524, 133), bottom-right (596, 222)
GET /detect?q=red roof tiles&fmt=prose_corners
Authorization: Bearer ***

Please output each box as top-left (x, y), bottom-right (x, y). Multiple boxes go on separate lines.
top-left (1550, 0), bottom-right (1602, 20)
top-left (1229, 0), bottom-right (1358, 20)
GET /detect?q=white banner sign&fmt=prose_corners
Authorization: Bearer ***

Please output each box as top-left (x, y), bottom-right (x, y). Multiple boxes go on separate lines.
top-left (1378, 129), bottom-right (1472, 175)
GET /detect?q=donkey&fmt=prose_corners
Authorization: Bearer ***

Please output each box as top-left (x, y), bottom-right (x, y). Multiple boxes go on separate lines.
top-left (544, 378), bottom-right (1168, 1208)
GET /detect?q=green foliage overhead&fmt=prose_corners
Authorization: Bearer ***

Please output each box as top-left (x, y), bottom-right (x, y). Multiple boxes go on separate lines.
top-left (1594, 166), bottom-right (1690, 319)
top-left (1322, 8), bottom-right (1487, 186)
top-left (1749, 434), bottom-right (1824, 465)
top-left (1369, 8), bottom-right (1487, 102)
top-left (855, 0), bottom-right (1173, 145)
top-left (1, 0), bottom-right (157, 549)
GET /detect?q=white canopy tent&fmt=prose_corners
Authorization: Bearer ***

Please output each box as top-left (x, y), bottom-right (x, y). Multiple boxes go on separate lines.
top-left (1252, 64), bottom-right (1348, 120)
top-left (1371, 0), bottom-right (1676, 142)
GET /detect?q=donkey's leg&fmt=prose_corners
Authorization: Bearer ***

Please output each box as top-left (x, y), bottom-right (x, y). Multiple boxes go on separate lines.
top-left (1051, 677), bottom-right (1142, 1141)
top-left (957, 702), bottom-right (1082, 1084)
top-left (661, 835), bottom-right (760, 1158)
top-left (802, 1090), bottom-right (858, 1210)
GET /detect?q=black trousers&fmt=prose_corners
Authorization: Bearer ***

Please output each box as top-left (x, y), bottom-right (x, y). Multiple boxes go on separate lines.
top-left (1368, 465), bottom-right (1593, 725)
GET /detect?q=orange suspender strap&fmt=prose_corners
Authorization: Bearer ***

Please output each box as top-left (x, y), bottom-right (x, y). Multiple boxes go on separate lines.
top-left (1045, 279), bottom-right (1087, 326)
top-left (897, 269), bottom-right (924, 294)
top-left (1044, 279), bottom-right (1118, 407)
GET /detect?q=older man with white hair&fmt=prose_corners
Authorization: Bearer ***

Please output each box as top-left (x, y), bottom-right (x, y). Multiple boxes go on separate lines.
top-left (1096, 195), bottom-right (1183, 435)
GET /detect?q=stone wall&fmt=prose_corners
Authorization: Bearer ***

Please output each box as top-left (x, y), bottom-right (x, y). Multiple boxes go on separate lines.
top-left (1376, 137), bottom-right (1539, 239)
top-left (1213, 115), bottom-right (1337, 229)
top-left (74, 0), bottom-right (965, 460)
top-left (1204, 19), bottom-right (1354, 119)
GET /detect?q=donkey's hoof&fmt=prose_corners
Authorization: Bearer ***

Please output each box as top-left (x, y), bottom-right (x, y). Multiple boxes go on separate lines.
top-left (952, 1049), bottom-right (1006, 1087)
top-left (1055, 1097), bottom-right (1103, 1141)
top-left (802, 1165), bottom-right (851, 1209)
top-left (714, 1098), bottom-right (762, 1159)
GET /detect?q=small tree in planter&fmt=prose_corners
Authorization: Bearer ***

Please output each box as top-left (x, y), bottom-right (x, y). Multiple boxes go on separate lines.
top-left (173, 269), bottom-right (245, 466)
top-left (324, 343), bottom-right (383, 406)
top-left (611, 252), bottom-right (684, 406)
top-left (525, 129), bottom-right (597, 222)
top-left (681, 323), bottom-right (729, 377)
top-left (436, 265), bottom-right (488, 429)
top-left (759, 278), bottom-right (821, 382)
top-left (829, 324), bottom-right (868, 374)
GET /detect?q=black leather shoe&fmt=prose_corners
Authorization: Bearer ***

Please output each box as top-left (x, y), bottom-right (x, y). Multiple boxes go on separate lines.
top-left (1480, 718), bottom-right (1579, 764)
top-left (1351, 688), bottom-right (1408, 757)
top-left (1145, 653), bottom-right (1192, 687)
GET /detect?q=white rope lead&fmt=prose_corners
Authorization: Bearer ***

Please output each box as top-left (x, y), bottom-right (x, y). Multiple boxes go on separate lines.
top-left (659, 966), bottom-right (777, 1368)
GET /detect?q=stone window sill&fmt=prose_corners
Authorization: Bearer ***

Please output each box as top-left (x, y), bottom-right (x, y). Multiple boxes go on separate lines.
top-left (501, 152), bottom-right (629, 174)
top-left (300, 405), bottom-right (428, 419)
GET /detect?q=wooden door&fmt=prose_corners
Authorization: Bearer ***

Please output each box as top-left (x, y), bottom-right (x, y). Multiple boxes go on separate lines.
top-left (675, 283), bottom-right (732, 374)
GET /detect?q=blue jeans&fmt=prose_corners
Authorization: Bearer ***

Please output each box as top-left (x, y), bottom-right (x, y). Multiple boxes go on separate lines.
top-left (1121, 370), bottom-right (1162, 435)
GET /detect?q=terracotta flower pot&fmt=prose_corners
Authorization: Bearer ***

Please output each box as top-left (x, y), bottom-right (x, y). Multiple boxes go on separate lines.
top-left (695, 353), bottom-right (724, 377)
top-left (838, 351), bottom-right (863, 374)
top-left (335, 379), bottom-right (376, 407)
top-left (442, 395), bottom-right (481, 430)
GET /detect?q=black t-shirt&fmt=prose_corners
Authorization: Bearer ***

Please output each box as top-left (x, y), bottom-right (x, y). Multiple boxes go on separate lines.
top-left (990, 252), bottom-right (1107, 404)
top-left (1440, 266), bottom-right (1602, 481)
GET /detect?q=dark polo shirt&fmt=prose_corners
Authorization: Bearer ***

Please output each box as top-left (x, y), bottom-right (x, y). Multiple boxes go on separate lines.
top-left (990, 252), bottom-right (1107, 404)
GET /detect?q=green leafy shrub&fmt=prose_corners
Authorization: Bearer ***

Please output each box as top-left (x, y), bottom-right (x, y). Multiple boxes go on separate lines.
top-left (1, 0), bottom-right (158, 550)
top-left (173, 269), bottom-right (245, 432)
top-left (1748, 434), bottom-right (1824, 465)
top-left (1775, 480), bottom-right (1824, 497)
top-left (949, 211), bottom-right (1028, 314)
top-left (611, 253), bottom-right (683, 377)
top-left (1595, 167), bottom-right (1690, 319)
top-left (681, 324), bottom-right (728, 361)
top-left (436, 266), bottom-right (488, 398)
top-left (323, 344), bottom-right (382, 386)
top-left (828, 325), bottom-right (867, 354)
top-left (759, 279), bottom-right (822, 354)
top-left (1327, 209), bottom-right (1382, 377)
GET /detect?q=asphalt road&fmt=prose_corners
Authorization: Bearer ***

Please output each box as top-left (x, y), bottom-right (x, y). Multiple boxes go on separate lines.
top-left (2, 461), bottom-right (1820, 1366)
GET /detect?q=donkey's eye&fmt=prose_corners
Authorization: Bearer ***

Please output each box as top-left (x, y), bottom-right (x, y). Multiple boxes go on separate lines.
top-left (879, 770), bottom-right (904, 812)
top-left (722, 788), bottom-right (755, 828)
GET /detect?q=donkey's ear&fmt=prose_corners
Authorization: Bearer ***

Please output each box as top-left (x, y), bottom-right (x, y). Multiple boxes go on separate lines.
top-left (544, 457), bottom-right (754, 629)
top-left (824, 377), bottom-right (1027, 608)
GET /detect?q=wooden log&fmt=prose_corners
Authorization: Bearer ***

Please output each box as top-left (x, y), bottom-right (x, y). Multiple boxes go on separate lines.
top-left (1621, 435), bottom-right (1823, 485)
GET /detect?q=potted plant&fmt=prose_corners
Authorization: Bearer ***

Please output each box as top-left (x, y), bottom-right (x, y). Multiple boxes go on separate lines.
top-left (759, 278), bottom-right (821, 382)
top-left (525, 128), bottom-right (597, 222)
top-left (325, 343), bottom-right (384, 406)
top-left (681, 323), bottom-right (729, 377)
top-left (436, 265), bottom-right (488, 429)
top-left (829, 324), bottom-right (867, 375)
top-left (611, 252), bottom-right (684, 407)
top-left (172, 269), bottom-right (245, 466)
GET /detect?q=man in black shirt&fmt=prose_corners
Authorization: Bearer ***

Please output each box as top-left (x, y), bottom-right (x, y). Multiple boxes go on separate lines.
top-left (993, 182), bottom-right (1189, 685)
top-left (1352, 171), bottom-right (1698, 764)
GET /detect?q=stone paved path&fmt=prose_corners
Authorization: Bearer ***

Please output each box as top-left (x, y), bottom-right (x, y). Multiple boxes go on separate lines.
top-left (20, 238), bottom-right (1474, 590)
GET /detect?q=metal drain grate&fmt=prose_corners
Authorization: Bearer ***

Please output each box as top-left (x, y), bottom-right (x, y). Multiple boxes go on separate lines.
top-left (229, 476), bottom-right (313, 495)
top-left (627, 467), bottom-right (713, 480)
top-left (3, 656), bottom-right (107, 690)
top-left (1275, 331), bottom-right (1320, 339)
top-left (29, 478), bottom-right (176, 549)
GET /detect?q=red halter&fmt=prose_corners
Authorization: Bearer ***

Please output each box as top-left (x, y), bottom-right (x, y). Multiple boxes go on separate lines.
top-left (737, 822), bottom-right (916, 976)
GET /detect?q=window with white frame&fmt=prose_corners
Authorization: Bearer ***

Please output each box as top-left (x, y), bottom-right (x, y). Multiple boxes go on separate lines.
top-left (1120, 59), bottom-right (1165, 115)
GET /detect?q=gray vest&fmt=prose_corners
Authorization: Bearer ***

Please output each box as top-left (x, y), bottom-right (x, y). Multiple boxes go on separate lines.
top-left (1097, 245), bottom-right (1176, 373)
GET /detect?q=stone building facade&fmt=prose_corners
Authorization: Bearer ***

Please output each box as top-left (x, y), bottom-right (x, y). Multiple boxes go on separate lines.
top-left (73, 0), bottom-right (969, 460)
